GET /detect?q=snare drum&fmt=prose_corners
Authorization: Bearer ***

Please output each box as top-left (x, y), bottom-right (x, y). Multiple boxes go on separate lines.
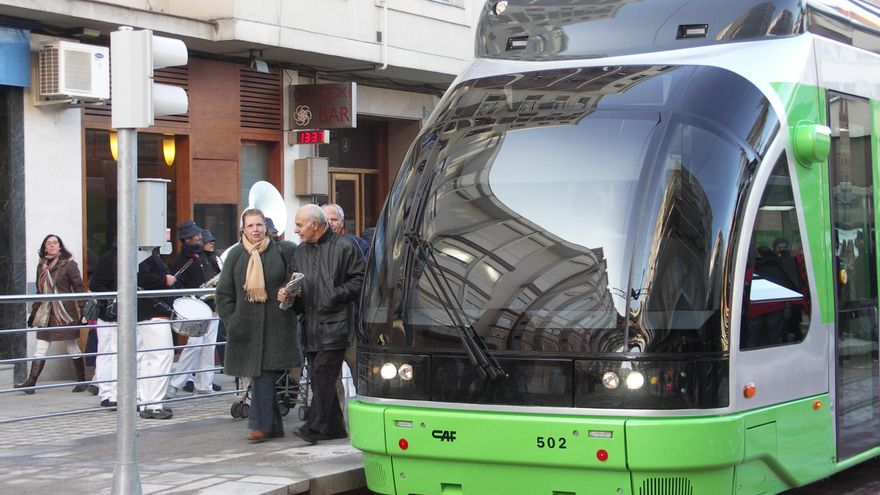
top-left (171, 297), bottom-right (212, 337)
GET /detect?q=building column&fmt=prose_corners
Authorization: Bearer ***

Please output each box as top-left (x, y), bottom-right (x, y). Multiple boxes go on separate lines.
top-left (0, 86), bottom-right (28, 382)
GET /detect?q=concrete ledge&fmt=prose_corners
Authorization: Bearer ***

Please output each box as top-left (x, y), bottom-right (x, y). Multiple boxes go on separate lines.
top-left (297, 465), bottom-right (367, 495)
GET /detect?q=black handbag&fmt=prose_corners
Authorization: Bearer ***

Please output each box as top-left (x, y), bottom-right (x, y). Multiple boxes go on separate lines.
top-left (82, 298), bottom-right (101, 322)
top-left (100, 298), bottom-right (118, 322)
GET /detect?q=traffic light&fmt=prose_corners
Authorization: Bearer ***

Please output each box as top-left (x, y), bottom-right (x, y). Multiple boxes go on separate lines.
top-left (110, 27), bottom-right (188, 129)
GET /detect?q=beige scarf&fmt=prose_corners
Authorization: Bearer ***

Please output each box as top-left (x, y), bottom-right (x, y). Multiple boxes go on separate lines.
top-left (241, 236), bottom-right (270, 302)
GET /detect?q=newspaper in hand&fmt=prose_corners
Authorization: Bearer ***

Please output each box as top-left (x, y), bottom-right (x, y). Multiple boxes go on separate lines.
top-left (279, 272), bottom-right (305, 310)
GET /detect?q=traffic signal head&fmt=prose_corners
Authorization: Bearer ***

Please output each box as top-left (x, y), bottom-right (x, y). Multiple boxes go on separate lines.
top-left (111, 27), bottom-right (188, 129)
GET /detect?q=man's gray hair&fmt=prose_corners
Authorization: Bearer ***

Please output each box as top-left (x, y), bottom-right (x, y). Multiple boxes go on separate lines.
top-left (300, 203), bottom-right (328, 225)
top-left (322, 203), bottom-right (345, 221)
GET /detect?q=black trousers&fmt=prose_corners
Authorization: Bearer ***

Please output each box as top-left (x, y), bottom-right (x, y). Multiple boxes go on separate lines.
top-left (303, 349), bottom-right (346, 437)
top-left (249, 371), bottom-right (283, 434)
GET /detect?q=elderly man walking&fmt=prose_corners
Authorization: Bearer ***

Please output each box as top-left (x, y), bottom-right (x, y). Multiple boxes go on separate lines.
top-left (279, 204), bottom-right (364, 444)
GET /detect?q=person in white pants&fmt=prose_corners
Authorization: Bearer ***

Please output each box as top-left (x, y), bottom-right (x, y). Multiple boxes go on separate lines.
top-left (136, 317), bottom-right (174, 417)
top-left (94, 319), bottom-right (117, 407)
top-left (136, 248), bottom-right (176, 420)
top-left (167, 224), bottom-right (222, 396)
top-left (168, 317), bottom-right (218, 395)
top-left (89, 245), bottom-right (118, 409)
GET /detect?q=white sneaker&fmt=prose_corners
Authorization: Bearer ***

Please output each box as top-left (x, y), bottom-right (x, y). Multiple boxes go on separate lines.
top-left (165, 386), bottom-right (178, 399)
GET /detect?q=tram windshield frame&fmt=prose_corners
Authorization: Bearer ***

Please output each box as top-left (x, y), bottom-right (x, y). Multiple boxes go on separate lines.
top-left (359, 65), bottom-right (780, 409)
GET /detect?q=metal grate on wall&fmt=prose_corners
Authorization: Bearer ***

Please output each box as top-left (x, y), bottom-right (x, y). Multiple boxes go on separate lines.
top-left (38, 45), bottom-right (60, 95)
top-left (362, 458), bottom-right (386, 490)
top-left (639, 476), bottom-right (694, 495)
top-left (240, 67), bottom-right (282, 130)
top-left (84, 66), bottom-right (190, 124)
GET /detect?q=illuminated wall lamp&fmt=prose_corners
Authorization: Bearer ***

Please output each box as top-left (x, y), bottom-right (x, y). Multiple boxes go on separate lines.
top-left (109, 131), bottom-right (118, 161)
top-left (162, 134), bottom-right (176, 166)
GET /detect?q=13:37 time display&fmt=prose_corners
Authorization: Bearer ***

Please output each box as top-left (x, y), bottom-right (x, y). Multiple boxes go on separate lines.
top-left (295, 130), bottom-right (329, 144)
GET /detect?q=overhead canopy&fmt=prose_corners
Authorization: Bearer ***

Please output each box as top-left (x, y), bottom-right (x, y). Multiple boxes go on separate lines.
top-left (0, 27), bottom-right (29, 87)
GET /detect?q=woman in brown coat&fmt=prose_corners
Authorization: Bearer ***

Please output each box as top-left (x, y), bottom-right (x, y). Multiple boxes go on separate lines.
top-left (14, 234), bottom-right (88, 394)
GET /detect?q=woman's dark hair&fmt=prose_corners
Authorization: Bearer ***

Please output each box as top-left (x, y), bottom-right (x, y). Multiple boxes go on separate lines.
top-left (38, 234), bottom-right (73, 260)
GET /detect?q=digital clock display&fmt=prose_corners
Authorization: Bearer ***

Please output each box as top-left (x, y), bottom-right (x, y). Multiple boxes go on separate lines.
top-left (295, 130), bottom-right (329, 144)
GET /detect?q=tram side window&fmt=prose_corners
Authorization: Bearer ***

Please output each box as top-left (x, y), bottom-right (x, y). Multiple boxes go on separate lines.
top-left (741, 153), bottom-right (811, 350)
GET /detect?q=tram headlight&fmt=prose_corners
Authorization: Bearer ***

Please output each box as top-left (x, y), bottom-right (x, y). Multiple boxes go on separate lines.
top-left (361, 352), bottom-right (430, 400)
top-left (398, 363), bottom-right (414, 381)
top-left (625, 371), bottom-right (645, 390)
top-left (380, 362), bottom-right (398, 380)
top-left (601, 371), bottom-right (620, 390)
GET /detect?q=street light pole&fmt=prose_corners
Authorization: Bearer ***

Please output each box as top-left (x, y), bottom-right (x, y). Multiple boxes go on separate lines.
top-left (112, 126), bottom-right (141, 495)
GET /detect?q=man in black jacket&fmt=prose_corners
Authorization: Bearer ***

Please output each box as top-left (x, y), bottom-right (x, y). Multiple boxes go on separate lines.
top-left (280, 204), bottom-right (364, 444)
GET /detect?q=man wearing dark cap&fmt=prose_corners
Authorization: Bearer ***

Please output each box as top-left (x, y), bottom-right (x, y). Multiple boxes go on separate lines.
top-left (167, 220), bottom-right (222, 397)
top-left (265, 217), bottom-right (279, 239)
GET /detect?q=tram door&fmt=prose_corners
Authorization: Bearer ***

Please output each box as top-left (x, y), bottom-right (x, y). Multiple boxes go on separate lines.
top-left (828, 93), bottom-right (880, 460)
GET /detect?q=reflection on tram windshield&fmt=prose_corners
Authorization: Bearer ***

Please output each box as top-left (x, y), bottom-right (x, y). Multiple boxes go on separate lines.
top-left (364, 64), bottom-right (779, 357)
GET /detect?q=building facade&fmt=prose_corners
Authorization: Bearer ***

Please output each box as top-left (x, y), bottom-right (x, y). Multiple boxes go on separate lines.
top-left (0, 0), bottom-right (486, 378)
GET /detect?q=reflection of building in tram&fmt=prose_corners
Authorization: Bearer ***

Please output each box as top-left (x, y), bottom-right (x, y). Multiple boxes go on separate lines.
top-left (390, 69), bottom-right (693, 353)
top-left (830, 94), bottom-right (873, 303)
top-left (375, 63), bottom-right (737, 356)
top-left (636, 156), bottom-right (718, 351)
top-left (453, 65), bottom-right (672, 130)
top-left (480, 0), bottom-right (640, 58)
top-left (404, 189), bottom-right (619, 354)
top-left (500, 247), bottom-right (620, 353)
top-left (716, 2), bottom-right (797, 39)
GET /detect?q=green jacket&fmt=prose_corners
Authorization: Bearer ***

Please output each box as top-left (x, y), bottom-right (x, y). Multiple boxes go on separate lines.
top-left (216, 239), bottom-right (302, 377)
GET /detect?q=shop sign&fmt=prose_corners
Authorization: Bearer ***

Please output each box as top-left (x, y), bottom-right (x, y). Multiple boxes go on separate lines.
top-left (290, 82), bottom-right (357, 129)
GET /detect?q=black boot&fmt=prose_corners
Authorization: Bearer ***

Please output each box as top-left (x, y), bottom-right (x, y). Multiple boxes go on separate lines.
top-left (14, 359), bottom-right (45, 395)
top-left (71, 357), bottom-right (88, 392)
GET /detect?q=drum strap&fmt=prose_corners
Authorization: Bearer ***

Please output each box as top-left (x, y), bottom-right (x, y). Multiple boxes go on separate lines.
top-left (137, 286), bottom-right (175, 317)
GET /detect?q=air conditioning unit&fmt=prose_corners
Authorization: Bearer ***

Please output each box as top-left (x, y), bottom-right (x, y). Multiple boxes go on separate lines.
top-left (38, 40), bottom-right (109, 102)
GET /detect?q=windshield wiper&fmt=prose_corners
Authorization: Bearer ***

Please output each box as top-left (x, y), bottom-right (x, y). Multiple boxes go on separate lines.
top-left (403, 232), bottom-right (506, 380)
top-left (393, 138), bottom-right (505, 380)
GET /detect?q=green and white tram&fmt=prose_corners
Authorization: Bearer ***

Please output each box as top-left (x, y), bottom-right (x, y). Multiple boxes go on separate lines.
top-left (349, 1), bottom-right (880, 493)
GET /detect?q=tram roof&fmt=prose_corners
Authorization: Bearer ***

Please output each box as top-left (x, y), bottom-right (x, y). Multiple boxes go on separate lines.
top-left (476, 0), bottom-right (880, 61)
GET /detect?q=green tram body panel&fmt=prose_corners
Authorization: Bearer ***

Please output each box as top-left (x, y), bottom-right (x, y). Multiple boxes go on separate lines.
top-left (350, 397), bottom-right (835, 495)
top-left (773, 81), bottom-right (835, 325)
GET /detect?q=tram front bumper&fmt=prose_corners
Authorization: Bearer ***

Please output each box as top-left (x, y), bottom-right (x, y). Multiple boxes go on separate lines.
top-left (349, 400), bottom-right (745, 495)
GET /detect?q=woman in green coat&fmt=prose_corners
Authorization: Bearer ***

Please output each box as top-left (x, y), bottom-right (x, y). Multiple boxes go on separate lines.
top-left (216, 208), bottom-right (301, 442)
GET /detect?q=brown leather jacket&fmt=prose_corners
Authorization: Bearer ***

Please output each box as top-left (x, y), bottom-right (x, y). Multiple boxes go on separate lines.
top-left (29, 257), bottom-right (85, 341)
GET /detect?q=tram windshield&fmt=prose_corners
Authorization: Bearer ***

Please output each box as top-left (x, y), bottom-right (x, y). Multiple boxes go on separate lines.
top-left (360, 65), bottom-right (779, 408)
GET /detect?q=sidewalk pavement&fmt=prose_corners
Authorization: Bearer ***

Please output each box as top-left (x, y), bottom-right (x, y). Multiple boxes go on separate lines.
top-left (0, 373), bottom-right (368, 495)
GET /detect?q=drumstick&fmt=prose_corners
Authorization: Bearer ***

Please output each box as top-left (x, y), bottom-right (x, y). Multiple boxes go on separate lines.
top-left (172, 258), bottom-right (195, 279)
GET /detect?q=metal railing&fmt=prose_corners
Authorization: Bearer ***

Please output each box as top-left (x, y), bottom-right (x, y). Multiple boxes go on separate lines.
top-left (0, 287), bottom-right (243, 424)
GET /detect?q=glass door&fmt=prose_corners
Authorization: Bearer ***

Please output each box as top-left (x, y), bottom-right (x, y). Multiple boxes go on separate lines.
top-left (828, 92), bottom-right (880, 460)
top-left (331, 172), bottom-right (362, 234)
